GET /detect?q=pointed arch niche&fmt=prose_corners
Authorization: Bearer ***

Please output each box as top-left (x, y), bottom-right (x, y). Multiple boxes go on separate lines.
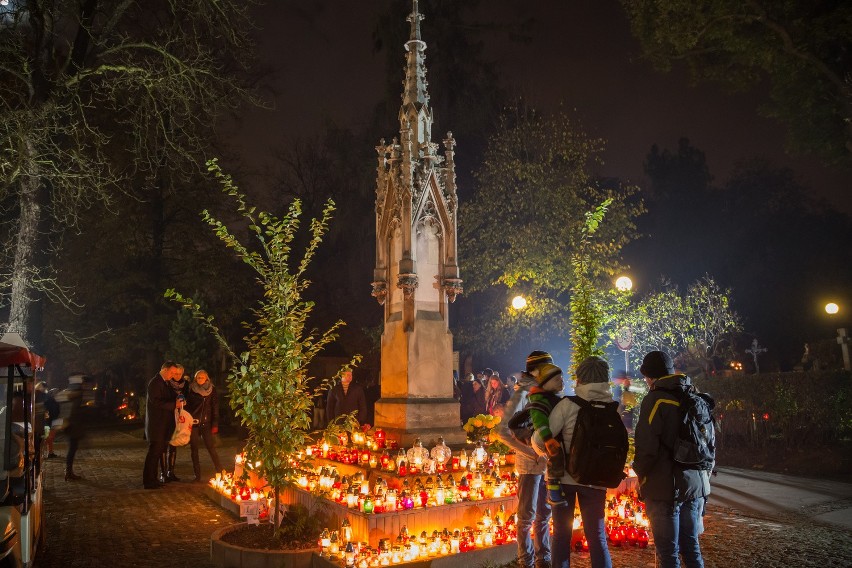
top-left (414, 216), bottom-right (441, 311)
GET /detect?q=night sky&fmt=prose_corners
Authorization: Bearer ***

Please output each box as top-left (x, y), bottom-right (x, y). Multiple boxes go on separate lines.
top-left (236, 0), bottom-right (849, 214)
top-left (224, 0), bottom-right (850, 372)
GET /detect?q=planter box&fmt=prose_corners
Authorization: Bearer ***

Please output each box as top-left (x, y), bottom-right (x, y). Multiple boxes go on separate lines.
top-left (278, 486), bottom-right (518, 548)
top-left (206, 485), bottom-right (518, 549)
top-left (211, 523), bottom-right (316, 568)
top-left (310, 543), bottom-right (515, 568)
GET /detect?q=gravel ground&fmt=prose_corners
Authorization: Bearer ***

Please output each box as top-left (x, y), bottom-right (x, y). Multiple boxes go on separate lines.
top-left (35, 428), bottom-right (852, 568)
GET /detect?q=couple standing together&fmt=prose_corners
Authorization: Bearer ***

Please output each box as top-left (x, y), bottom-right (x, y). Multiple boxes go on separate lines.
top-left (142, 361), bottom-right (224, 489)
top-left (495, 350), bottom-right (711, 568)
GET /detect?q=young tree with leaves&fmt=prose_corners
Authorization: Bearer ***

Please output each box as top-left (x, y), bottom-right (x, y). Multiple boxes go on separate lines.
top-left (617, 276), bottom-right (742, 378)
top-left (459, 105), bottom-right (643, 356)
top-left (569, 198), bottom-right (617, 376)
top-left (167, 161), bottom-right (359, 537)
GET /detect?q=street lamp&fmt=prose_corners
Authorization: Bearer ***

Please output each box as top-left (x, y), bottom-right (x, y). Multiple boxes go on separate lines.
top-left (824, 302), bottom-right (850, 370)
top-left (511, 295), bottom-right (528, 310)
top-left (615, 276), bottom-right (633, 292)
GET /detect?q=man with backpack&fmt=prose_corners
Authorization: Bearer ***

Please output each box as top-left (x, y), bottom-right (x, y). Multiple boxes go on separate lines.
top-left (634, 351), bottom-right (715, 568)
top-left (494, 351), bottom-right (552, 568)
top-left (541, 356), bottom-right (620, 568)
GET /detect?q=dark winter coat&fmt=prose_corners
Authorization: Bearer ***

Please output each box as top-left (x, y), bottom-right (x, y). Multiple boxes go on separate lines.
top-left (633, 374), bottom-right (712, 503)
top-left (326, 381), bottom-right (367, 425)
top-left (145, 374), bottom-right (178, 442)
top-left (185, 385), bottom-right (219, 429)
top-left (460, 380), bottom-right (486, 423)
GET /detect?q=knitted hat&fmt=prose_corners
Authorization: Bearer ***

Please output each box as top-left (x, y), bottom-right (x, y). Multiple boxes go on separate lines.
top-left (535, 363), bottom-right (562, 388)
top-left (640, 351), bottom-right (674, 379)
top-left (576, 356), bottom-right (610, 384)
top-left (525, 350), bottom-right (553, 374)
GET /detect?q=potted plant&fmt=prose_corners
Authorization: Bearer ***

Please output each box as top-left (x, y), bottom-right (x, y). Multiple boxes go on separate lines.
top-left (168, 160), bottom-right (359, 560)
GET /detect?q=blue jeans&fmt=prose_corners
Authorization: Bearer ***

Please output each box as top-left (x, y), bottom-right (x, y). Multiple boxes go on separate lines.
top-left (516, 474), bottom-right (552, 568)
top-left (645, 498), bottom-right (705, 568)
top-left (552, 484), bottom-right (611, 568)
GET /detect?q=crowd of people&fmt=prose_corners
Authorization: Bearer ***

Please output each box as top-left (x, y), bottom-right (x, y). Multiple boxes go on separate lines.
top-left (456, 368), bottom-right (516, 423)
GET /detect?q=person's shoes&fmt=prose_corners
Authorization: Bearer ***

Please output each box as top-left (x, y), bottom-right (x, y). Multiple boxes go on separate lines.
top-left (166, 473), bottom-right (180, 482)
top-left (192, 476), bottom-right (202, 483)
top-left (64, 470), bottom-right (82, 481)
top-left (47, 452), bottom-right (59, 459)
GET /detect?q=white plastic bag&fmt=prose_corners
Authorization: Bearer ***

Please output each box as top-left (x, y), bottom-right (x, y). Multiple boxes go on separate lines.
top-left (169, 407), bottom-right (194, 446)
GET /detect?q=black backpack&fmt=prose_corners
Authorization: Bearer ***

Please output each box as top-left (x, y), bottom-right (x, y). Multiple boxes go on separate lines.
top-left (507, 392), bottom-right (562, 446)
top-left (663, 388), bottom-right (716, 471)
top-left (566, 396), bottom-right (629, 488)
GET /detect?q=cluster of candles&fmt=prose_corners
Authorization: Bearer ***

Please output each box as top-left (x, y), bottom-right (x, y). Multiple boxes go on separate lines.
top-left (604, 492), bottom-right (650, 548)
top-left (301, 436), bottom-right (503, 476)
top-left (296, 466), bottom-right (518, 513)
top-left (321, 508), bottom-right (518, 568)
top-left (570, 492), bottom-right (651, 551)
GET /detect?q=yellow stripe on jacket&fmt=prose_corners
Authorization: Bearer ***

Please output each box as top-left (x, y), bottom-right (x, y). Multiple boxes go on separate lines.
top-left (647, 398), bottom-right (680, 425)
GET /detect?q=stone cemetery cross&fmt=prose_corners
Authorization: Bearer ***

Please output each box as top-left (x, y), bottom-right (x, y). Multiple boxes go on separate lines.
top-left (837, 328), bottom-right (851, 371)
top-left (745, 338), bottom-right (768, 374)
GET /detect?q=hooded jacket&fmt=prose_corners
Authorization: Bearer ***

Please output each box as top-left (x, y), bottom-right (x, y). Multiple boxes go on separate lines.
top-left (494, 373), bottom-right (546, 475)
top-left (633, 374), bottom-right (712, 502)
top-left (539, 381), bottom-right (615, 488)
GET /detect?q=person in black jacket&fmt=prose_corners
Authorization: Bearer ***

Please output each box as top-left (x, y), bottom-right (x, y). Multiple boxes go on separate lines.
top-left (326, 371), bottom-right (369, 429)
top-left (185, 370), bottom-right (224, 482)
top-left (634, 351), bottom-right (712, 568)
top-left (162, 372), bottom-right (189, 482)
top-left (143, 361), bottom-right (182, 489)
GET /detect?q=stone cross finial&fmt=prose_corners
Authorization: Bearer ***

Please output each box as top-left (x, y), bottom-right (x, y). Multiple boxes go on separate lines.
top-left (837, 328), bottom-right (851, 371)
top-left (745, 338), bottom-right (767, 374)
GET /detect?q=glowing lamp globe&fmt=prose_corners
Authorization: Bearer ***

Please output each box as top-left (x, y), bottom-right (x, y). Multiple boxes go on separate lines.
top-left (511, 295), bottom-right (527, 310)
top-left (615, 276), bottom-right (633, 292)
top-left (825, 302), bottom-right (839, 315)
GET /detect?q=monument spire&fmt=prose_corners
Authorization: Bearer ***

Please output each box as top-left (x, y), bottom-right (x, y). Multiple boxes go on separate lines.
top-left (371, 0), bottom-right (464, 446)
top-left (400, 0), bottom-right (431, 149)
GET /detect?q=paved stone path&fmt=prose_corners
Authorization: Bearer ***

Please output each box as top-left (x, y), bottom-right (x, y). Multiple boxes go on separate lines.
top-left (35, 429), bottom-right (852, 567)
top-left (37, 428), bottom-right (242, 568)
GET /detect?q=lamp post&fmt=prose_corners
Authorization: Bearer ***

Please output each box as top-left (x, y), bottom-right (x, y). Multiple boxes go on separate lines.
top-left (614, 276), bottom-right (634, 375)
top-left (826, 302), bottom-right (850, 371)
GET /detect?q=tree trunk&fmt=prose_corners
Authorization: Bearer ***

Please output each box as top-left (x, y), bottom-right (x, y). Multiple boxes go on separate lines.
top-left (8, 140), bottom-right (50, 353)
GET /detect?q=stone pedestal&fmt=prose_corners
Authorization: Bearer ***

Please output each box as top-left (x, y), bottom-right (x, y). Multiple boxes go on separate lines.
top-left (374, 315), bottom-right (464, 447)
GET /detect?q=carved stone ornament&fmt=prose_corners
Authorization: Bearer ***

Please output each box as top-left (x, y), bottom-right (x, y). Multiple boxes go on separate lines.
top-left (397, 273), bottom-right (419, 300)
top-left (441, 278), bottom-right (463, 303)
top-left (371, 281), bottom-right (388, 305)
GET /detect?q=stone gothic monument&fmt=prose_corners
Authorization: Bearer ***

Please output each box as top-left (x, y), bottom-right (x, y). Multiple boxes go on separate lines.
top-left (370, 0), bottom-right (465, 446)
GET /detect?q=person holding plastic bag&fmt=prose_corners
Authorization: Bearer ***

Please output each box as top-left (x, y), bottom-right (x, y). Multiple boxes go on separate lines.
top-left (142, 362), bottom-right (182, 489)
top-left (184, 370), bottom-right (223, 482)
top-left (162, 371), bottom-right (188, 482)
